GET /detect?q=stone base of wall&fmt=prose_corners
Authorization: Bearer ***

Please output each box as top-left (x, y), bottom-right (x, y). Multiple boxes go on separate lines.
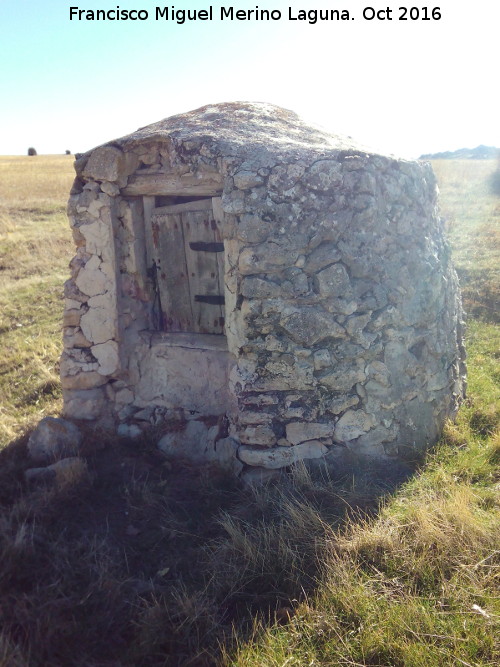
top-left (131, 332), bottom-right (235, 416)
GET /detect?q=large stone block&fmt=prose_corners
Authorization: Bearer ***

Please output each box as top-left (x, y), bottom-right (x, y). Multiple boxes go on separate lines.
top-left (286, 422), bottom-right (334, 445)
top-left (80, 293), bottom-right (116, 344)
top-left (61, 370), bottom-right (108, 390)
top-left (238, 441), bottom-right (328, 469)
top-left (280, 308), bottom-right (346, 346)
top-left (241, 277), bottom-right (281, 299)
top-left (324, 395), bottom-right (359, 415)
top-left (25, 457), bottom-right (87, 485)
top-left (92, 340), bottom-right (119, 376)
top-left (233, 170), bottom-right (263, 189)
top-left (268, 163), bottom-right (306, 191)
top-left (303, 160), bottom-right (343, 191)
top-left (63, 309), bottom-right (82, 327)
top-left (83, 146), bottom-right (125, 182)
top-left (135, 342), bottom-right (235, 416)
top-left (80, 219), bottom-right (114, 261)
top-left (239, 425), bottom-right (276, 446)
top-left (252, 359), bottom-right (314, 391)
top-left (63, 388), bottom-right (105, 420)
top-left (239, 243), bottom-right (300, 274)
top-left (64, 327), bottom-right (92, 349)
top-left (319, 363), bottom-right (366, 393)
top-left (333, 410), bottom-right (377, 443)
top-left (315, 263), bottom-right (351, 298)
top-left (304, 242), bottom-right (342, 273)
top-left (75, 255), bottom-right (112, 297)
top-left (28, 417), bottom-right (82, 464)
top-left (158, 422), bottom-right (241, 472)
top-left (236, 214), bottom-right (271, 243)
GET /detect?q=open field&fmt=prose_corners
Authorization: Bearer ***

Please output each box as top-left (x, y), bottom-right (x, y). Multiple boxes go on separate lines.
top-left (433, 159), bottom-right (500, 322)
top-left (0, 155), bottom-right (74, 444)
top-left (0, 155), bottom-right (498, 665)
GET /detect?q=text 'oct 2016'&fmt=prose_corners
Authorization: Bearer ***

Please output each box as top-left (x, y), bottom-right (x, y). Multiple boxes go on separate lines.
top-left (68, 6), bottom-right (443, 25)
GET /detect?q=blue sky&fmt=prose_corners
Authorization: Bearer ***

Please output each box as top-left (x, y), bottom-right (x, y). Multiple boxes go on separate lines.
top-left (0, 1), bottom-right (498, 157)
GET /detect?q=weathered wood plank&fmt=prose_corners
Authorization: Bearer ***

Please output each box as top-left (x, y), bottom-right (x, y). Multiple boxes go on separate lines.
top-left (123, 172), bottom-right (222, 197)
top-left (155, 199), bottom-right (213, 215)
top-left (182, 208), bottom-right (224, 334)
top-left (212, 196), bottom-right (224, 223)
top-left (207, 205), bottom-right (225, 334)
top-left (212, 197), bottom-right (226, 303)
top-left (142, 195), bottom-right (156, 270)
top-left (149, 331), bottom-right (229, 351)
top-left (152, 211), bottom-right (193, 332)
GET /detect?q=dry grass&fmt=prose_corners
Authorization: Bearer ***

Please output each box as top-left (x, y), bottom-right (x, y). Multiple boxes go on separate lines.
top-left (0, 155), bottom-right (74, 445)
top-left (0, 155), bottom-right (74, 217)
top-left (228, 432), bottom-right (500, 666)
top-left (0, 155), bottom-right (74, 279)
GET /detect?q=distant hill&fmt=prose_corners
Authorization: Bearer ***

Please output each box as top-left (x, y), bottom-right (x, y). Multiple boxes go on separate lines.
top-left (420, 145), bottom-right (499, 160)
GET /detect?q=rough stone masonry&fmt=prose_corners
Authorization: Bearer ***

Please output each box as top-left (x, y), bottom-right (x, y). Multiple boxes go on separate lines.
top-left (62, 102), bottom-right (466, 478)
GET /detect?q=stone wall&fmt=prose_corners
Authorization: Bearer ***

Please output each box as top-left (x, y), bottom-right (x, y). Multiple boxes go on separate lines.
top-left (62, 103), bottom-right (466, 476)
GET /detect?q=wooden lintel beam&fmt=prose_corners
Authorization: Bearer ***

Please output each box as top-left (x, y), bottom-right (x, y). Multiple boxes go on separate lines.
top-left (123, 172), bottom-right (223, 197)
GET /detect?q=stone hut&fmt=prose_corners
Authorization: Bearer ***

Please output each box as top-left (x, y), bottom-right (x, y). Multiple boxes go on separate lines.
top-left (62, 102), bottom-right (466, 477)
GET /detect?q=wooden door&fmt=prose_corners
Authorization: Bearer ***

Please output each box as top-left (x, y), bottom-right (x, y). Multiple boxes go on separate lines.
top-left (150, 198), bottom-right (225, 334)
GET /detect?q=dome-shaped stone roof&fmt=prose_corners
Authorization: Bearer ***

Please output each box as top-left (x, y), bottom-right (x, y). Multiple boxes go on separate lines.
top-left (89, 101), bottom-right (376, 161)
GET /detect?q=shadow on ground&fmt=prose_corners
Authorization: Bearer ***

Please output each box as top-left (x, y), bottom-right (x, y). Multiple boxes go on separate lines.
top-left (0, 430), bottom-right (416, 666)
